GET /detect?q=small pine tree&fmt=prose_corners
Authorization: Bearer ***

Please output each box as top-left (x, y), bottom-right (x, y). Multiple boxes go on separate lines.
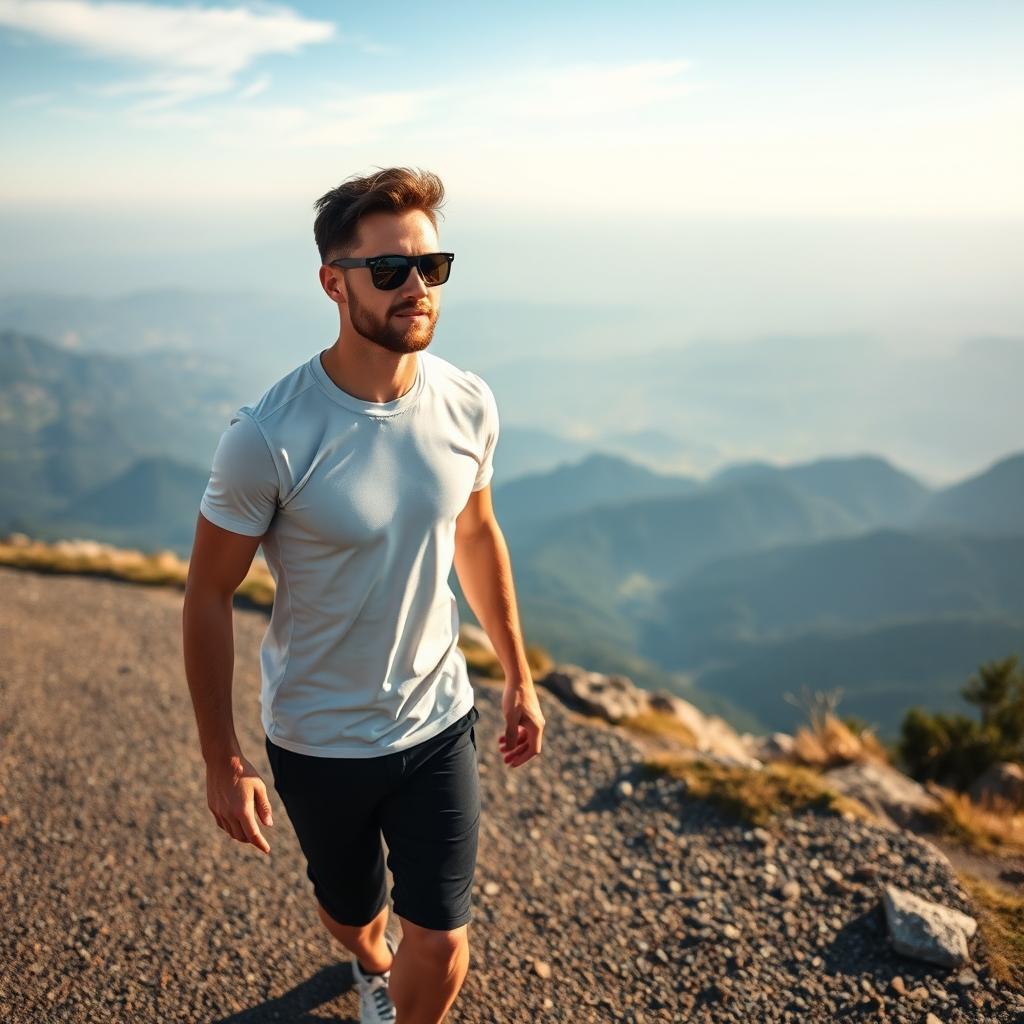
top-left (962, 655), bottom-right (1024, 761)
top-left (898, 654), bottom-right (1024, 790)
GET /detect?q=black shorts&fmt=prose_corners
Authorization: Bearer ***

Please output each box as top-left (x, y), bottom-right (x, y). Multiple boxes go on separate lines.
top-left (264, 705), bottom-right (481, 931)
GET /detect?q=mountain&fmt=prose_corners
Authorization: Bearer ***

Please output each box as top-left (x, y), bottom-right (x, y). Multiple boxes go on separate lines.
top-left (494, 452), bottom-right (699, 541)
top-left (9, 456), bottom-right (211, 553)
top-left (485, 425), bottom-right (595, 482)
top-left (479, 461), bottom-right (1024, 739)
top-left (508, 474), bottom-right (864, 611)
top-left (643, 528), bottom-right (1024, 667)
top-left (71, 456), bottom-right (211, 546)
top-left (0, 330), bottom-right (227, 531)
top-left (709, 454), bottom-right (932, 528)
top-left (919, 452), bottom-right (1024, 536)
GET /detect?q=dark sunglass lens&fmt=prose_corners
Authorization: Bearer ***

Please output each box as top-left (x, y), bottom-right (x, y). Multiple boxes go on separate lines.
top-left (373, 257), bottom-right (411, 290)
top-left (419, 254), bottom-right (450, 286)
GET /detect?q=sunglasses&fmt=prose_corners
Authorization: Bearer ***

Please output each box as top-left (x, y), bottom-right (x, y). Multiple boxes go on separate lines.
top-left (329, 252), bottom-right (455, 291)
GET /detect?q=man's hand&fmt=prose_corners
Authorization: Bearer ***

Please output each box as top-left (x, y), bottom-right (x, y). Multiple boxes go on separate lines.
top-left (206, 753), bottom-right (274, 855)
top-left (498, 678), bottom-right (545, 768)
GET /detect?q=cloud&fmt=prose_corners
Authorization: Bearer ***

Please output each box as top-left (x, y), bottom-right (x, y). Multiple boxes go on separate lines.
top-left (124, 58), bottom-right (698, 144)
top-left (0, 0), bottom-right (334, 108)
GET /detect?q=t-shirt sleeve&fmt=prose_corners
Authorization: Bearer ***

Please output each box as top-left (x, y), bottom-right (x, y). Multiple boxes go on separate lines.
top-left (199, 410), bottom-right (280, 536)
top-left (472, 376), bottom-right (500, 492)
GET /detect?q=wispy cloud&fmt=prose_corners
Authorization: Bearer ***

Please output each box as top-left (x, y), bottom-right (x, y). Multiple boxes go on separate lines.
top-left (0, 0), bottom-right (335, 109)
top-left (114, 58), bottom-right (699, 144)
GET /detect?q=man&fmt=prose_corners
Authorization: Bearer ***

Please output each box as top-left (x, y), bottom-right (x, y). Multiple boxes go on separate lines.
top-left (181, 166), bottom-right (545, 1024)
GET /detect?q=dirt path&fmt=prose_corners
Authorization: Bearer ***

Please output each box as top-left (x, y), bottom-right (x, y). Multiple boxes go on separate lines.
top-left (1, 566), bottom-right (1022, 1023)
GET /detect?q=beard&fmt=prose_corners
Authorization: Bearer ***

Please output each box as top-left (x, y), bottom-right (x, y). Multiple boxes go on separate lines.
top-left (347, 286), bottom-right (438, 355)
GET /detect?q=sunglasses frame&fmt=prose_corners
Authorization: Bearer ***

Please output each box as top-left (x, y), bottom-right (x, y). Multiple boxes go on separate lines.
top-left (328, 252), bottom-right (455, 290)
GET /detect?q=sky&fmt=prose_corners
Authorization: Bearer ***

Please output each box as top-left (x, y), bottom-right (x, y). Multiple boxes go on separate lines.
top-left (0, 1), bottom-right (1022, 481)
top-left (1, 1), bottom-right (1021, 295)
top-left (1, 0), bottom-right (1021, 212)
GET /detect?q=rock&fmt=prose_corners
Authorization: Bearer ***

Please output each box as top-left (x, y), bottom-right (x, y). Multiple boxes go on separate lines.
top-left (882, 884), bottom-right (977, 969)
top-left (968, 761), bottom-right (1024, 811)
top-left (823, 760), bottom-right (942, 829)
top-left (537, 667), bottom-right (764, 766)
top-left (539, 664), bottom-right (650, 723)
top-left (780, 880), bottom-right (801, 901)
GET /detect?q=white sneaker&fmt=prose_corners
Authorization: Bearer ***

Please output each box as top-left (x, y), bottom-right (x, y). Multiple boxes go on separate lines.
top-left (352, 930), bottom-right (398, 1024)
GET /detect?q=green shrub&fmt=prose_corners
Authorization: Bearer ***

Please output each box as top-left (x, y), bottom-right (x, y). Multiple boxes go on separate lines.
top-left (898, 655), bottom-right (1024, 790)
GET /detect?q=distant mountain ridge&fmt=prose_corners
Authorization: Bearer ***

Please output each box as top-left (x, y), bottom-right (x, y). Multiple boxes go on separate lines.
top-left (492, 452), bottom-right (1024, 739)
top-left (497, 452), bottom-right (700, 541)
top-left (709, 453), bottom-right (932, 527)
top-left (919, 453), bottom-right (1024, 536)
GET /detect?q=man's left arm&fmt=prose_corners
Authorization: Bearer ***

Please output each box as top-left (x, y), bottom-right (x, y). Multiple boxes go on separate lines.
top-left (453, 484), bottom-right (545, 768)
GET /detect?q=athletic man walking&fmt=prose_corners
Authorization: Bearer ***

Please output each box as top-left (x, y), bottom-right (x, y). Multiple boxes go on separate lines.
top-left (182, 166), bottom-right (545, 1024)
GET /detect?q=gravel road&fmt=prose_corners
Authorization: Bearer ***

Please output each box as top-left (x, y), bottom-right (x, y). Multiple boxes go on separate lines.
top-left (1, 565), bottom-right (1021, 1023)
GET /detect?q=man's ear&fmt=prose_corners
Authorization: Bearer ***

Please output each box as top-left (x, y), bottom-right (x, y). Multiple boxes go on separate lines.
top-left (320, 264), bottom-right (347, 306)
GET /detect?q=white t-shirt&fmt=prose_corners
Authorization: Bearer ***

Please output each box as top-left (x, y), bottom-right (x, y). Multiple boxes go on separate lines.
top-left (198, 347), bottom-right (499, 758)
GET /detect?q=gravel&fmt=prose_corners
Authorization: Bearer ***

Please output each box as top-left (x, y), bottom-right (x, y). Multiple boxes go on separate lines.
top-left (1, 565), bottom-right (1022, 1023)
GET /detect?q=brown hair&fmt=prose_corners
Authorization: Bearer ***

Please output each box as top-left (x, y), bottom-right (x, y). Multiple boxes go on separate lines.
top-left (313, 166), bottom-right (446, 265)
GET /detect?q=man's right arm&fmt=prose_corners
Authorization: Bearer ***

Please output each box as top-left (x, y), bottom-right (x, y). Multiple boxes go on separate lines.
top-left (185, 409), bottom-right (280, 854)
top-left (182, 513), bottom-right (275, 854)
top-left (181, 513), bottom-right (264, 764)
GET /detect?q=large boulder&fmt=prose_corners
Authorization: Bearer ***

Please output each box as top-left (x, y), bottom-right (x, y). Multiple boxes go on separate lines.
top-left (882, 884), bottom-right (977, 969)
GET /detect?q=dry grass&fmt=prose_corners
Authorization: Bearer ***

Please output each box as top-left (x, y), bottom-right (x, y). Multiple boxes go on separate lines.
top-left (958, 870), bottom-right (1024, 992)
top-left (618, 710), bottom-right (698, 748)
top-left (923, 782), bottom-right (1024, 856)
top-left (785, 687), bottom-right (892, 768)
top-left (791, 710), bottom-right (891, 767)
top-left (0, 533), bottom-right (276, 606)
top-left (642, 753), bottom-right (873, 827)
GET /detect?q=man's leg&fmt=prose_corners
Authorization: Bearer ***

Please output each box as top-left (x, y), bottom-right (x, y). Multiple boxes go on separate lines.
top-left (388, 916), bottom-right (469, 1024)
top-left (377, 711), bottom-right (481, 1023)
top-left (316, 899), bottom-right (394, 974)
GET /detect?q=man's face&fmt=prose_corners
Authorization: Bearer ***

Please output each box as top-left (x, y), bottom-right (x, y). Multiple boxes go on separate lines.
top-left (332, 209), bottom-right (442, 355)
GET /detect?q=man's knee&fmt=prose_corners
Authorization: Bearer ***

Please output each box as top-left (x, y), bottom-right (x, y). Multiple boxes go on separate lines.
top-left (397, 917), bottom-right (468, 960)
